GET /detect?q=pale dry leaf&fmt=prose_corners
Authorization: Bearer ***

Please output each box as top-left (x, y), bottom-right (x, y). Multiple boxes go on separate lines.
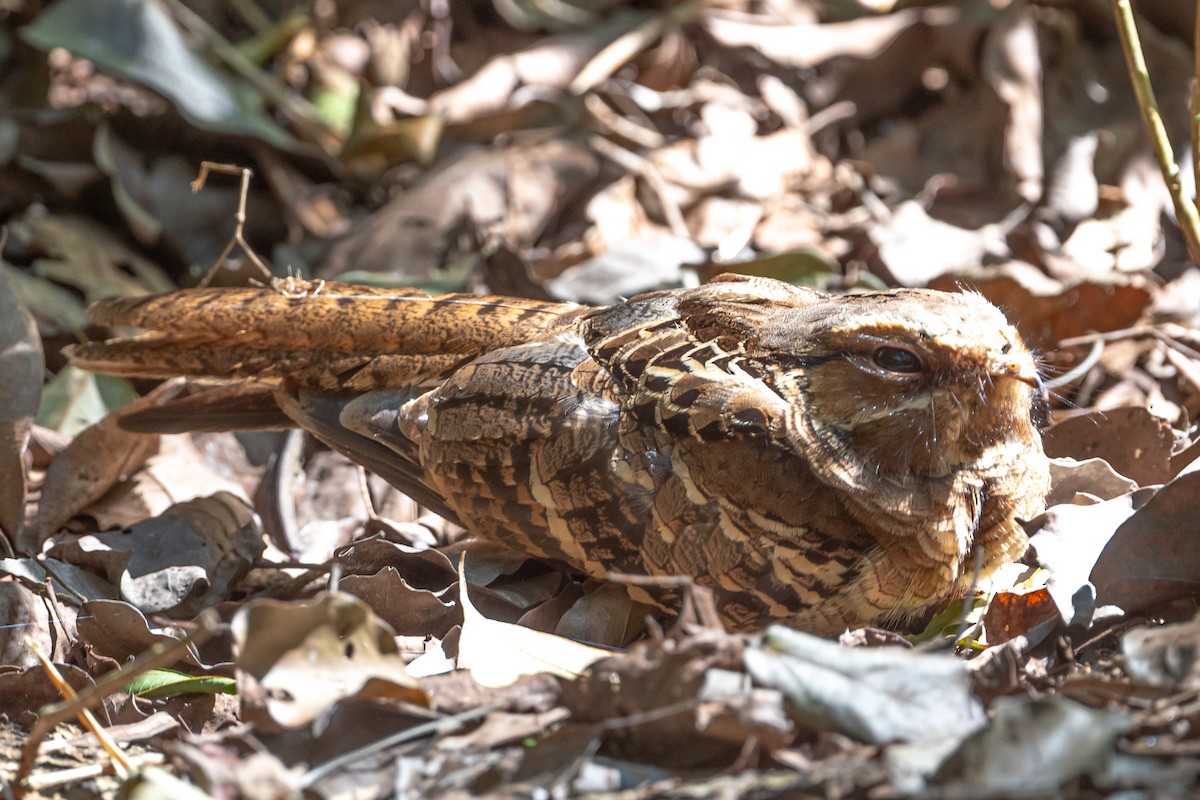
top-left (744, 625), bottom-right (984, 745)
top-left (1151, 267), bottom-right (1200, 325)
top-left (932, 696), bottom-right (1129, 796)
top-left (687, 196), bottom-right (763, 252)
top-left (232, 591), bottom-right (424, 728)
top-left (584, 175), bottom-right (661, 251)
top-left (456, 555), bottom-right (609, 688)
top-left (428, 11), bottom-right (651, 124)
top-left (703, 7), bottom-right (936, 69)
top-left (1041, 133), bottom-right (1099, 229)
top-left (544, 235), bottom-right (700, 305)
top-left (405, 631), bottom-right (457, 679)
top-left (1061, 208), bottom-right (1166, 277)
top-left (871, 201), bottom-right (1006, 287)
top-left (1044, 457), bottom-right (1138, 507)
top-left (649, 128), bottom-right (815, 207)
top-left (981, 3), bottom-right (1043, 204)
top-left (1027, 489), bottom-right (1151, 625)
top-left (1122, 615), bottom-right (1200, 690)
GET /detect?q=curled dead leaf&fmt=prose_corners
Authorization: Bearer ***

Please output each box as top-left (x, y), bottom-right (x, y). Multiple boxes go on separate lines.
top-left (232, 591), bottom-right (425, 728)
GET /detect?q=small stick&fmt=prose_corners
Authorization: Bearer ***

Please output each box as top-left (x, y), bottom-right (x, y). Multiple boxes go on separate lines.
top-left (25, 638), bottom-right (132, 779)
top-left (1041, 338), bottom-right (1104, 390)
top-left (1112, 0), bottom-right (1200, 265)
top-left (192, 161), bottom-right (273, 287)
top-left (14, 610), bottom-right (219, 788)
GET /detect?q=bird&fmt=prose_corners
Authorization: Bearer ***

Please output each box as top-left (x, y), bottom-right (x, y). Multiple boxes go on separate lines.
top-left (67, 273), bottom-right (1051, 634)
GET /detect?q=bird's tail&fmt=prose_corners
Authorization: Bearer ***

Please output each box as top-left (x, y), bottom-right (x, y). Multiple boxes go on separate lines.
top-left (68, 279), bottom-right (583, 392)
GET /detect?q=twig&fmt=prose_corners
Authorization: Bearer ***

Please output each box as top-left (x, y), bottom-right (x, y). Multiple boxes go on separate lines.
top-left (804, 100), bottom-right (857, 136)
top-left (1057, 325), bottom-right (1160, 347)
top-left (25, 638), bottom-right (132, 779)
top-left (193, 162), bottom-right (273, 287)
top-left (357, 466), bottom-right (380, 523)
top-left (20, 755), bottom-right (166, 793)
top-left (584, 93), bottom-right (664, 149)
top-left (1112, 0), bottom-right (1200, 265)
top-left (1194, 6), bottom-right (1200, 211)
top-left (300, 703), bottom-right (499, 788)
top-left (14, 610), bottom-right (220, 789)
top-left (952, 545), bottom-right (986, 646)
top-left (1041, 338), bottom-right (1104, 390)
top-left (588, 135), bottom-right (688, 237)
top-left (607, 571), bottom-right (723, 630)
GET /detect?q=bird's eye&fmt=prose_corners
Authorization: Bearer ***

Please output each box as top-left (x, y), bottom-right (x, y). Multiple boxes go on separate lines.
top-left (872, 346), bottom-right (923, 374)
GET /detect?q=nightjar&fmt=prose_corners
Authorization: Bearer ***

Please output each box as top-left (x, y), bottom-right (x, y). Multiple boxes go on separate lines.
top-left (69, 274), bottom-right (1051, 634)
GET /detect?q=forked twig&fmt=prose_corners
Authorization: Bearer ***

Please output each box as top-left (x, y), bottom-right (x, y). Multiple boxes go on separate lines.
top-left (193, 161), bottom-right (273, 287)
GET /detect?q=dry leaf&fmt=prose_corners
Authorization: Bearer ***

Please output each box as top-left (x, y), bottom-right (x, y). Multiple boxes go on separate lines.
top-left (456, 555), bottom-right (609, 688)
top-left (744, 625), bottom-right (984, 745)
top-left (1042, 407), bottom-right (1176, 488)
top-left (0, 266), bottom-right (42, 548)
top-left (35, 403), bottom-right (160, 543)
top-left (50, 493), bottom-right (263, 616)
top-left (232, 591), bottom-right (425, 728)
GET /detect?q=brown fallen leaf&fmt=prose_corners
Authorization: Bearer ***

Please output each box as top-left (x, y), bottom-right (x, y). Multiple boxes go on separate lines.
top-left (1042, 407), bottom-right (1176, 488)
top-left (76, 598), bottom-right (210, 668)
top-left (1090, 472), bottom-right (1200, 616)
top-left (981, 587), bottom-right (1059, 646)
top-left (48, 492), bottom-right (263, 617)
top-left (0, 265), bottom-right (42, 550)
top-left (232, 591), bottom-right (426, 728)
top-left (0, 582), bottom-right (76, 668)
top-left (83, 433), bottom-right (251, 532)
top-left (927, 269), bottom-right (1154, 350)
top-left (35, 398), bottom-right (161, 545)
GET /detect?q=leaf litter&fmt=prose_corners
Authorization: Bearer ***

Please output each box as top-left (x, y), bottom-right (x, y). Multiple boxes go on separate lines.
top-left (2, 0), bottom-right (1200, 797)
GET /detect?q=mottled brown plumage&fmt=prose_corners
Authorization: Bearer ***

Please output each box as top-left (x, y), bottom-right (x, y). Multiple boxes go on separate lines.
top-left (68, 274), bottom-right (1050, 634)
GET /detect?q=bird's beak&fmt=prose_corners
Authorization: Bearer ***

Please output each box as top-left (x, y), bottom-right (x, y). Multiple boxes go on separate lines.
top-left (993, 360), bottom-right (1041, 388)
